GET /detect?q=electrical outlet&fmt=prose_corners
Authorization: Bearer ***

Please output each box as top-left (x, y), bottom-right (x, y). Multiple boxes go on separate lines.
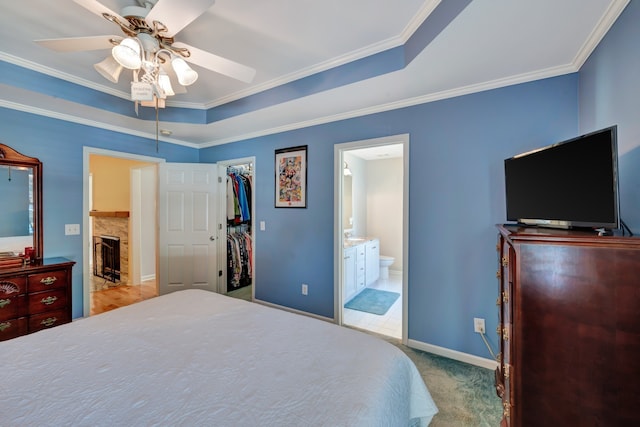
top-left (301, 283), bottom-right (308, 295)
top-left (474, 317), bottom-right (485, 334)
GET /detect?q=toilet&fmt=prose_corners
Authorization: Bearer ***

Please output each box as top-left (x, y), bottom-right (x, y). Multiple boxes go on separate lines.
top-left (379, 255), bottom-right (395, 280)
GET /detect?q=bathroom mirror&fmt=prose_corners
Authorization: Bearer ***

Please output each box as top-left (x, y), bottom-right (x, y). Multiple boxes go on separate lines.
top-left (343, 175), bottom-right (353, 232)
top-left (0, 143), bottom-right (43, 260)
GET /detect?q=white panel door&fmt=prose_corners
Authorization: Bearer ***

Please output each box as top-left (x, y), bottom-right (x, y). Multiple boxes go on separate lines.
top-left (158, 163), bottom-right (217, 295)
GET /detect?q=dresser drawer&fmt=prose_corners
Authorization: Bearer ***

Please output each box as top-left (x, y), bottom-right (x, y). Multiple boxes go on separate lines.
top-left (0, 317), bottom-right (28, 341)
top-left (28, 270), bottom-right (68, 293)
top-left (29, 309), bottom-right (69, 333)
top-left (28, 289), bottom-right (67, 314)
top-left (1, 277), bottom-right (27, 295)
top-left (0, 294), bottom-right (27, 321)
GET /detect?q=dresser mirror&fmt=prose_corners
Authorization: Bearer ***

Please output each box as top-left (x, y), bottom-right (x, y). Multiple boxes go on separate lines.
top-left (0, 143), bottom-right (43, 261)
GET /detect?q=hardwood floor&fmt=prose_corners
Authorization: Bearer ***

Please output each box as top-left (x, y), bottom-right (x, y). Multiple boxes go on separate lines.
top-left (90, 279), bottom-right (158, 315)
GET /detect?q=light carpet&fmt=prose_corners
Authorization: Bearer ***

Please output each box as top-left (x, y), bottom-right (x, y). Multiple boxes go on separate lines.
top-left (391, 338), bottom-right (502, 426)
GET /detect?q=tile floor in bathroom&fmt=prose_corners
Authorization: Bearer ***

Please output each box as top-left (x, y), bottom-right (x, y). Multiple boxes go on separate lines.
top-left (343, 271), bottom-right (402, 339)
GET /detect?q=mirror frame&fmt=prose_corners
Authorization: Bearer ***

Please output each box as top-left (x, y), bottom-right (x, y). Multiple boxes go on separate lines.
top-left (0, 143), bottom-right (43, 261)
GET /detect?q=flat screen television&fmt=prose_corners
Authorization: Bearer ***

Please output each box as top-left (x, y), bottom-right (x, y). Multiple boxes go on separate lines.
top-left (504, 125), bottom-right (620, 230)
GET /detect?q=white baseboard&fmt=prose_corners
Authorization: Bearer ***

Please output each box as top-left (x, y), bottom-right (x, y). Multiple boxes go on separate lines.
top-left (253, 298), bottom-right (335, 323)
top-left (255, 298), bottom-right (497, 370)
top-left (407, 339), bottom-right (498, 370)
top-left (141, 274), bottom-right (156, 282)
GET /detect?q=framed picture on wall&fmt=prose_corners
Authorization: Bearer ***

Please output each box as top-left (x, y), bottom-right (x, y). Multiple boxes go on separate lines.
top-left (275, 145), bottom-right (307, 208)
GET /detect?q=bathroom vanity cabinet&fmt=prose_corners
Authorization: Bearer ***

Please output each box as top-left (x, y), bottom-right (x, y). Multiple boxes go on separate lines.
top-left (343, 238), bottom-right (379, 302)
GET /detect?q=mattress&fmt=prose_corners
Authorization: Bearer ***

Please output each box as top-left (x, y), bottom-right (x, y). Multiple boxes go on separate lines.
top-left (1, 289), bottom-right (437, 426)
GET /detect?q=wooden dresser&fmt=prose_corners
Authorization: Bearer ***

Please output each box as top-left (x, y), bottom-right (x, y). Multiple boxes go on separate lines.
top-left (0, 257), bottom-right (75, 341)
top-left (495, 224), bottom-right (640, 426)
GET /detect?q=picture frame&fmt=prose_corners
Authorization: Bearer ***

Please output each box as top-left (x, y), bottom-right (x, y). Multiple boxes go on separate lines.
top-left (275, 145), bottom-right (307, 208)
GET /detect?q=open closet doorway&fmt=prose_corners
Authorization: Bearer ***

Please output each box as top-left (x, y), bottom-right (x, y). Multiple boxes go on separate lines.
top-left (217, 157), bottom-right (256, 302)
top-left (335, 135), bottom-right (409, 342)
top-left (82, 147), bottom-right (163, 316)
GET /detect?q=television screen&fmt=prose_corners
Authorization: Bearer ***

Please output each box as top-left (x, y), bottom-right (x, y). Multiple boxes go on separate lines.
top-left (504, 126), bottom-right (619, 230)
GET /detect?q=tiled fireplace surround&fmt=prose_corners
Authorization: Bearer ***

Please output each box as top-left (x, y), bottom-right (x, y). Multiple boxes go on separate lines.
top-left (91, 212), bottom-right (129, 287)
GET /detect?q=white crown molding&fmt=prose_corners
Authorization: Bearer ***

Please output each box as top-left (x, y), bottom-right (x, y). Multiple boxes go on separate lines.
top-left (0, 52), bottom-right (130, 100)
top-left (204, 36), bottom-right (406, 109)
top-left (400, 0), bottom-right (442, 43)
top-left (200, 63), bottom-right (579, 148)
top-left (0, 57), bottom-right (580, 150)
top-left (0, 98), bottom-right (198, 149)
top-left (205, 1), bottom-right (442, 109)
top-left (572, 0), bottom-right (630, 68)
top-left (0, 1), bottom-right (450, 113)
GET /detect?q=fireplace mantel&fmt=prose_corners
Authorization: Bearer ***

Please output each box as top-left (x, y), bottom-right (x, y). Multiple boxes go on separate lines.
top-left (89, 211), bottom-right (130, 218)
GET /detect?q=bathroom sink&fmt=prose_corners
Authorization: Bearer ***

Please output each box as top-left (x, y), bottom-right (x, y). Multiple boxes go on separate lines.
top-left (344, 237), bottom-right (367, 247)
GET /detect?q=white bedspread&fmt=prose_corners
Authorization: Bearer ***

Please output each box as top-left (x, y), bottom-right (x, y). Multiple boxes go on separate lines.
top-left (1, 289), bottom-right (437, 426)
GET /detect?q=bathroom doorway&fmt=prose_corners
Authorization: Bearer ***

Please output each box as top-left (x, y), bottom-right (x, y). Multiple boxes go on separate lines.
top-left (335, 134), bottom-right (408, 342)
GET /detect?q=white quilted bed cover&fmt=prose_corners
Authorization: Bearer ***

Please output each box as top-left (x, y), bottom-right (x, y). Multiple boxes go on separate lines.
top-left (1, 289), bottom-right (437, 426)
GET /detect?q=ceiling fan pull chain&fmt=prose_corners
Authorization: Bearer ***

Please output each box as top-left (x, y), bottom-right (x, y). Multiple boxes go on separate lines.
top-left (155, 99), bottom-right (159, 153)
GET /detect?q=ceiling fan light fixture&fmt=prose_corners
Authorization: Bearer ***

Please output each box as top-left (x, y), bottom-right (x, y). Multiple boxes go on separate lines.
top-left (93, 56), bottom-right (123, 83)
top-left (171, 57), bottom-right (198, 86)
top-left (112, 37), bottom-right (142, 70)
top-left (158, 70), bottom-right (175, 97)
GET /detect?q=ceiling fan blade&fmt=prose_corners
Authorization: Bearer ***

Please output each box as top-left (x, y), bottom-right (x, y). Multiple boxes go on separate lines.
top-left (172, 42), bottom-right (256, 83)
top-left (145, 0), bottom-right (216, 37)
top-left (73, 0), bottom-right (127, 23)
top-left (35, 36), bottom-right (118, 52)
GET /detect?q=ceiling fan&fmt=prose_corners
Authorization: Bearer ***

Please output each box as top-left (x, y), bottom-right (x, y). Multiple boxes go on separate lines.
top-left (35, 0), bottom-right (256, 107)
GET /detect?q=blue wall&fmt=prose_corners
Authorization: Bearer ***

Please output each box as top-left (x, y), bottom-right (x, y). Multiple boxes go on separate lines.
top-left (579, 0), bottom-right (640, 234)
top-left (201, 74), bottom-right (579, 357)
top-left (2, 0), bottom-right (639, 359)
top-left (0, 107), bottom-right (199, 318)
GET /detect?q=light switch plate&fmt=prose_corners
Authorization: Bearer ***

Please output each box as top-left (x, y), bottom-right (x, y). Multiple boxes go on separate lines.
top-left (65, 224), bottom-right (80, 235)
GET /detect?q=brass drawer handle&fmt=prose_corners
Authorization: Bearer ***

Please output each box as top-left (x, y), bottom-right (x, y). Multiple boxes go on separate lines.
top-left (503, 327), bottom-right (509, 341)
top-left (496, 297), bottom-right (501, 306)
top-left (0, 321), bottom-right (11, 332)
top-left (41, 296), bottom-right (58, 305)
top-left (501, 256), bottom-right (508, 267)
top-left (504, 364), bottom-right (510, 379)
top-left (502, 291), bottom-right (509, 303)
top-left (41, 317), bottom-right (57, 327)
top-left (0, 298), bottom-right (11, 309)
top-left (40, 276), bottom-right (58, 286)
top-left (496, 270), bottom-right (501, 279)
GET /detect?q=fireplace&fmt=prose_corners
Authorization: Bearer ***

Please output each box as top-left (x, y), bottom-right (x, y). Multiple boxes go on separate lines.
top-left (93, 235), bottom-right (121, 282)
top-left (90, 211), bottom-right (129, 285)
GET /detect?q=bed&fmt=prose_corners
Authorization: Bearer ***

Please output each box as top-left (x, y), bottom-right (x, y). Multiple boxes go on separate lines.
top-left (1, 289), bottom-right (438, 426)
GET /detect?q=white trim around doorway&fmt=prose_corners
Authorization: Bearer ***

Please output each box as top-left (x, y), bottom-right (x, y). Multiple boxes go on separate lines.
top-left (82, 147), bottom-right (165, 317)
top-left (334, 133), bottom-right (410, 344)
